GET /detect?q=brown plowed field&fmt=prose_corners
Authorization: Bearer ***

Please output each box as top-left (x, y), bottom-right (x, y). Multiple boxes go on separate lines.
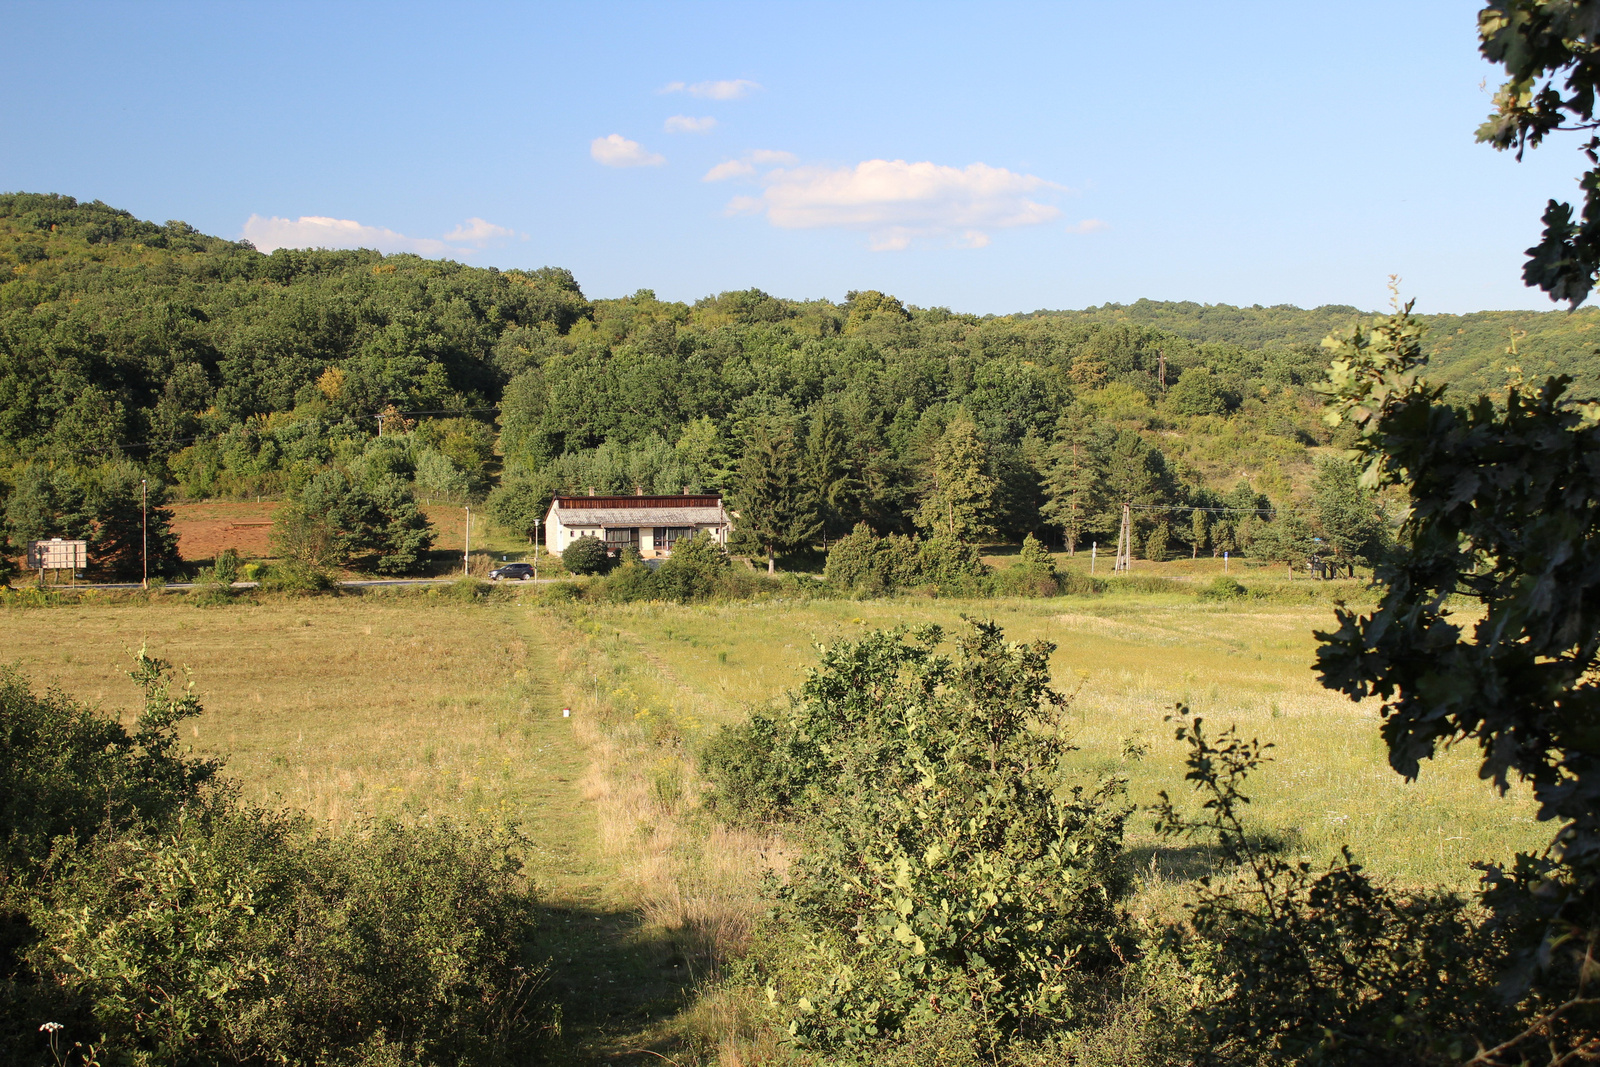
top-left (168, 501), bottom-right (281, 563)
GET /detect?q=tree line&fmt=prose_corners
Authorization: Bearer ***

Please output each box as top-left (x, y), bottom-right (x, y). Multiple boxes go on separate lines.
top-left (0, 192), bottom-right (1553, 577)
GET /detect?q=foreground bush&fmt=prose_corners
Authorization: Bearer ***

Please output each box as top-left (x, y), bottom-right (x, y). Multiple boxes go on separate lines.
top-left (706, 621), bottom-right (1130, 1052)
top-left (0, 654), bottom-right (552, 1066)
top-left (27, 813), bottom-right (544, 1067)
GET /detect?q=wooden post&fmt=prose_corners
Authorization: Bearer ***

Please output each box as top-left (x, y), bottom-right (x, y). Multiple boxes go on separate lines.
top-left (141, 479), bottom-right (148, 589)
top-left (1115, 502), bottom-right (1132, 573)
top-left (463, 505), bottom-right (471, 576)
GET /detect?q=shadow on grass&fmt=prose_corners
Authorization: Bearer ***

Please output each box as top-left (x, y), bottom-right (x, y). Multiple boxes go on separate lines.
top-left (531, 901), bottom-right (699, 1066)
top-left (1126, 827), bottom-right (1307, 882)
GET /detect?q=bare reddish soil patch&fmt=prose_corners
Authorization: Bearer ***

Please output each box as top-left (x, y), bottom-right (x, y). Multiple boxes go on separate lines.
top-left (169, 501), bottom-right (281, 563)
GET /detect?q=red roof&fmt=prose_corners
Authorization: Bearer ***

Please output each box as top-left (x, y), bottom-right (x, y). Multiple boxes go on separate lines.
top-left (553, 494), bottom-right (721, 510)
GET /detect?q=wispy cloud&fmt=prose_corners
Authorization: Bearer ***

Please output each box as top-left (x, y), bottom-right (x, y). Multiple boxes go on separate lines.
top-left (665, 115), bottom-right (718, 134)
top-left (660, 78), bottom-right (762, 100)
top-left (1067, 219), bottom-right (1109, 234)
top-left (717, 157), bottom-right (1064, 250)
top-left (704, 149), bottom-right (799, 182)
top-left (590, 133), bottom-right (666, 167)
top-left (444, 217), bottom-right (518, 242)
top-left (704, 159), bottom-right (756, 182)
top-left (239, 214), bottom-right (522, 256)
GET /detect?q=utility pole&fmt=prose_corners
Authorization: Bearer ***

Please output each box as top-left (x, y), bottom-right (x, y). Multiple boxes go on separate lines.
top-left (1115, 502), bottom-right (1132, 573)
top-left (141, 478), bottom-right (149, 589)
top-left (463, 505), bottom-right (471, 576)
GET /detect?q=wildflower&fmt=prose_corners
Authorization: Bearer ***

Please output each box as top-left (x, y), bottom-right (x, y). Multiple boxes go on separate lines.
top-left (39, 1023), bottom-right (63, 1034)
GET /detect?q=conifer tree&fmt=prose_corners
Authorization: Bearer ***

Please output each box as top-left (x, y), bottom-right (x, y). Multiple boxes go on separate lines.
top-left (804, 406), bottom-right (865, 542)
top-left (914, 412), bottom-right (997, 543)
top-left (1041, 409), bottom-right (1106, 554)
top-left (732, 424), bottom-right (821, 573)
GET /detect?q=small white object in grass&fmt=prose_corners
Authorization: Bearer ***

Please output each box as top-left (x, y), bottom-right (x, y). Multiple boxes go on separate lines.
top-left (562, 708), bottom-right (571, 718)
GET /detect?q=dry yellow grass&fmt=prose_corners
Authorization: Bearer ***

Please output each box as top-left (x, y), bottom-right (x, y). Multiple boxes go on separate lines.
top-left (1, 587), bottom-right (1552, 1064)
top-left (0, 594), bottom-right (598, 888)
top-left (580, 594), bottom-right (1546, 890)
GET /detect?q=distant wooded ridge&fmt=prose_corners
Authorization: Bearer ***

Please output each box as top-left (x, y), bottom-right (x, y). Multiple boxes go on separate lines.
top-left (1, 190), bottom-right (1594, 577)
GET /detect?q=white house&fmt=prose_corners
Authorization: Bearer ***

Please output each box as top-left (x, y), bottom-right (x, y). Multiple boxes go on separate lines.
top-left (544, 491), bottom-right (731, 558)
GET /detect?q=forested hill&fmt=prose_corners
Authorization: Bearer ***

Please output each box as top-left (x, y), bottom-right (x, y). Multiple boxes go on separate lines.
top-left (3, 191), bottom-right (1598, 573)
top-left (1024, 299), bottom-right (1600, 396)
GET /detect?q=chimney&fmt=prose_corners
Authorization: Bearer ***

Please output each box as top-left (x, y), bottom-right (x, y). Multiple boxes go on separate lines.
top-left (634, 485), bottom-right (644, 496)
top-left (586, 486), bottom-right (595, 496)
top-left (682, 485), bottom-right (691, 496)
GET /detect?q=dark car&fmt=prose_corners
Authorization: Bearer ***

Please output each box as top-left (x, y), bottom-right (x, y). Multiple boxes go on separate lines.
top-left (489, 562), bottom-right (536, 581)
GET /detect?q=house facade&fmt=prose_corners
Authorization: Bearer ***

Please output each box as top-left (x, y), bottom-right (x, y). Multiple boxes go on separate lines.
top-left (544, 491), bottom-right (731, 558)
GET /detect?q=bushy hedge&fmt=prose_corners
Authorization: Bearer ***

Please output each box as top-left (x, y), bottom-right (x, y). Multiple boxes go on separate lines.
top-left (823, 523), bottom-right (989, 595)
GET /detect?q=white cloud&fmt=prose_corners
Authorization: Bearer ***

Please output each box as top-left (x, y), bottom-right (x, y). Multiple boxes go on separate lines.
top-left (660, 78), bottom-right (762, 100)
top-left (704, 159), bottom-right (756, 182)
top-left (725, 158), bottom-right (1064, 250)
top-left (704, 149), bottom-right (797, 182)
top-left (590, 133), bottom-right (666, 168)
top-left (1067, 218), bottom-right (1109, 234)
top-left (444, 217), bottom-right (517, 242)
top-left (240, 214), bottom-right (520, 256)
top-left (665, 115), bottom-right (718, 134)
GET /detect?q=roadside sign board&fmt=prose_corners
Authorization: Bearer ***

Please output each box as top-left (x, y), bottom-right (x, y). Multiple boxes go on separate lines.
top-left (26, 538), bottom-right (87, 570)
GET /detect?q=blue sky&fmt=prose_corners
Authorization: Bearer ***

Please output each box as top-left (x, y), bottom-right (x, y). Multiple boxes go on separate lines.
top-left (0, 1), bottom-right (1580, 313)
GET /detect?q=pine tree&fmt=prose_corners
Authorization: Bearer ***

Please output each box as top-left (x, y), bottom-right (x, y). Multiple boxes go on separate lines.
top-left (83, 464), bottom-right (182, 581)
top-left (1310, 456), bottom-right (1387, 568)
top-left (732, 424), bottom-right (821, 573)
top-left (1101, 430), bottom-right (1174, 556)
top-left (1190, 507), bottom-right (1210, 559)
top-left (804, 407), bottom-right (865, 542)
top-left (1041, 409), bottom-right (1106, 554)
top-left (913, 412), bottom-right (997, 543)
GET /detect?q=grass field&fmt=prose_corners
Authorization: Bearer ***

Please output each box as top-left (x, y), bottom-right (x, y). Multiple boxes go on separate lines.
top-left (570, 592), bottom-right (1543, 890)
top-left (0, 585), bottom-right (1548, 1062)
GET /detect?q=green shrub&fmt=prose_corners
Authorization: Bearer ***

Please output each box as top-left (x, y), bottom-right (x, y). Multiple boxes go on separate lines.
top-left (822, 523), bottom-right (887, 592)
top-left (823, 524), bottom-right (990, 596)
top-left (1198, 575), bottom-right (1250, 601)
top-left (534, 581), bottom-right (581, 604)
top-left (561, 536), bottom-right (609, 575)
top-left (448, 576), bottom-right (494, 601)
top-left (211, 547), bottom-right (240, 585)
top-left (1153, 709), bottom-right (1506, 1064)
top-left (0, 651), bottom-right (219, 884)
top-left (712, 622), bottom-right (1130, 1052)
top-left (28, 813), bottom-right (550, 1066)
top-left (595, 559), bottom-right (658, 602)
top-left (258, 560), bottom-right (337, 595)
top-left (0, 657), bottom-right (554, 1066)
top-left (653, 531), bottom-right (728, 601)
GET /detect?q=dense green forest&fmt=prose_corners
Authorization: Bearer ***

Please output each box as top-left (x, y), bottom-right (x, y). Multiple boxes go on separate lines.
top-left (3, 190), bottom-right (1596, 574)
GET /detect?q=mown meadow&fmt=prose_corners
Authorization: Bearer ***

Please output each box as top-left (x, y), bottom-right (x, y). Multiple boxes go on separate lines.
top-left (0, 571), bottom-right (1547, 1064)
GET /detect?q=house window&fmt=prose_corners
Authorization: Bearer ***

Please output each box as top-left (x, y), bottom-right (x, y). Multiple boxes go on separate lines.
top-left (653, 526), bottom-right (696, 549)
top-left (603, 528), bottom-right (638, 546)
